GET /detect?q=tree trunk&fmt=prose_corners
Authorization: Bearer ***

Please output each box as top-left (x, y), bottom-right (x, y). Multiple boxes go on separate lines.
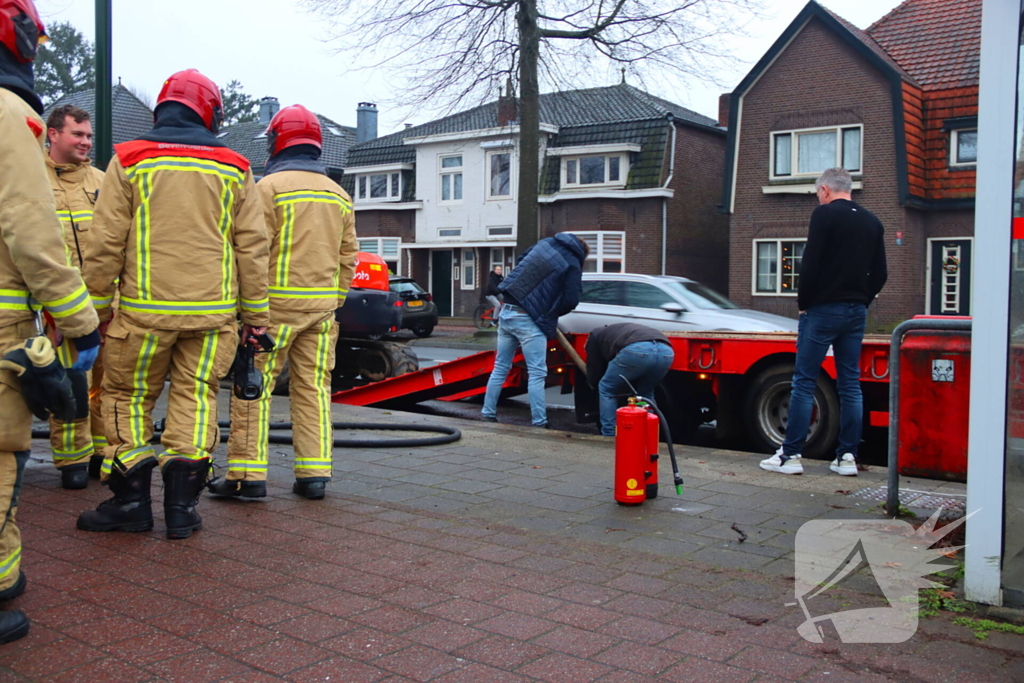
top-left (515, 0), bottom-right (541, 256)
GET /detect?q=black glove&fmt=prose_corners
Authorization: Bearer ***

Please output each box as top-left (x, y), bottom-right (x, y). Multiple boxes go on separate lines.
top-left (0, 336), bottom-right (77, 421)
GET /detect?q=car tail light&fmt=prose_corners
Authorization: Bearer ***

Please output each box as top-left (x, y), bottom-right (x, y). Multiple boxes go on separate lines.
top-left (393, 300), bottom-right (403, 307)
top-left (426, 293), bottom-right (433, 301)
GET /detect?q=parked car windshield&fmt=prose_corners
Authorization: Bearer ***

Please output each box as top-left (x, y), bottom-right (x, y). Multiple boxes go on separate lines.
top-left (663, 281), bottom-right (739, 310)
top-left (391, 280), bottom-right (426, 294)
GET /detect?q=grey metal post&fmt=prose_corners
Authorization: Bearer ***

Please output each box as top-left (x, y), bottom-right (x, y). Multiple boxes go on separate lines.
top-left (887, 318), bottom-right (972, 515)
top-left (94, 0), bottom-right (112, 169)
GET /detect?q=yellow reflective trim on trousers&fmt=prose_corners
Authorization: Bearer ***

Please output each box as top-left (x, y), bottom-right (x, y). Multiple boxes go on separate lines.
top-left (39, 283), bottom-right (90, 319)
top-left (165, 448), bottom-right (211, 461)
top-left (53, 444), bottom-right (92, 461)
top-left (127, 157), bottom-right (244, 184)
top-left (130, 334), bottom-right (159, 447)
top-left (0, 547), bottom-right (21, 583)
top-left (315, 318), bottom-right (332, 464)
top-left (227, 460), bottom-right (267, 471)
top-left (217, 178), bottom-right (236, 301)
top-left (134, 172), bottom-right (154, 299)
top-left (274, 204), bottom-right (295, 287)
top-left (190, 331), bottom-right (219, 454)
top-left (256, 325), bottom-right (293, 466)
top-left (101, 447), bottom-right (155, 474)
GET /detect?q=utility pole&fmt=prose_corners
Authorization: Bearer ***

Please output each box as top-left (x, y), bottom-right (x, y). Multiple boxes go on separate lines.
top-left (515, 0), bottom-right (541, 256)
top-left (94, 0), bottom-right (112, 169)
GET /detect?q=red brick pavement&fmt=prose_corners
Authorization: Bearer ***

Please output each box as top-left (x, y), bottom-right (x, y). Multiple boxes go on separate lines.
top-left (0, 461), bottom-right (1020, 682)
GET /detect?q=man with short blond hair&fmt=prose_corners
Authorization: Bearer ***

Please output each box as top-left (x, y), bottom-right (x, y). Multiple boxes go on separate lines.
top-left (760, 167), bottom-right (887, 477)
top-left (44, 103), bottom-right (107, 488)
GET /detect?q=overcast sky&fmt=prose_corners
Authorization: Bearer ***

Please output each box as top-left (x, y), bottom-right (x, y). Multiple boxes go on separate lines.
top-left (36, 0), bottom-right (903, 135)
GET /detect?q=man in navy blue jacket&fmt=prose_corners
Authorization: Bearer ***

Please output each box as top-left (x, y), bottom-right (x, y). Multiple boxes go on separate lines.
top-left (481, 233), bottom-right (588, 427)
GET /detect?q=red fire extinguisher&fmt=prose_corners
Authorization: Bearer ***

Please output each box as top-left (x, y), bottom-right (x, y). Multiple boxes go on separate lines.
top-left (613, 397), bottom-right (683, 505)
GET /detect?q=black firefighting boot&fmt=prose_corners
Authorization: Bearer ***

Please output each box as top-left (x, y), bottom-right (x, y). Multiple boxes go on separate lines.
top-left (0, 610), bottom-right (29, 645)
top-left (207, 477), bottom-right (267, 499)
top-left (76, 460), bottom-right (156, 532)
top-left (88, 454), bottom-right (103, 479)
top-left (0, 571), bottom-right (26, 602)
top-left (60, 463), bottom-right (89, 490)
top-left (293, 479), bottom-right (327, 500)
top-left (163, 458), bottom-right (211, 540)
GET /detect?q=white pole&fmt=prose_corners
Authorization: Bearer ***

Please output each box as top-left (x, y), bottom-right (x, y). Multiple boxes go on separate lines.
top-left (965, 0), bottom-right (1019, 605)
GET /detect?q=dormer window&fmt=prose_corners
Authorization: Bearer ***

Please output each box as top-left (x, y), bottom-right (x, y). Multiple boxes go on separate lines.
top-left (950, 129), bottom-right (978, 167)
top-left (561, 154), bottom-right (628, 189)
top-left (356, 172), bottom-right (402, 202)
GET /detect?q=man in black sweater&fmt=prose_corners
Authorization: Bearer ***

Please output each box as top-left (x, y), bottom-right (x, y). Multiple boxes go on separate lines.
top-left (585, 323), bottom-right (675, 436)
top-left (760, 167), bottom-right (887, 477)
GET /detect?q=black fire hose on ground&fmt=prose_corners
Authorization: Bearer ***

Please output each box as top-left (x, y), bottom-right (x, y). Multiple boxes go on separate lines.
top-left (32, 419), bottom-right (462, 449)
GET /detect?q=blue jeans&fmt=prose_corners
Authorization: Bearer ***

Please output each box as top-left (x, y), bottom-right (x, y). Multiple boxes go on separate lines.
top-left (783, 302), bottom-right (867, 458)
top-left (597, 341), bottom-right (675, 436)
top-left (481, 307), bottom-right (549, 426)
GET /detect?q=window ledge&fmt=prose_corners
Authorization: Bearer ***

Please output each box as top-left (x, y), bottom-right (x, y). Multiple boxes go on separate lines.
top-left (752, 292), bottom-right (799, 297)
top-left (761, 180), bottom-right (863, 195)
top-left (353, 201), bottom-right (424, 211)
top-left (540, 188), bottom-right (671, 202)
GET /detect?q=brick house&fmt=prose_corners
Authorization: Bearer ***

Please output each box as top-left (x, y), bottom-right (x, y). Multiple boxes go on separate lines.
top-left (344, 83), bottom-right (729, 318)
top-left (721, 0), bottom-right (980, 330)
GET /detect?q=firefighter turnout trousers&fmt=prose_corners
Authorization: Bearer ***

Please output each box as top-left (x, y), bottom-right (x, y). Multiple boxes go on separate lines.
top-left (227, 312), bottom-right (338, 482)
top-left (0, 320), bottom-right (40, 593)
top-left (48, 339), bottom-right (105, 468)
top-left (100, 316), bottom-right (236, 481)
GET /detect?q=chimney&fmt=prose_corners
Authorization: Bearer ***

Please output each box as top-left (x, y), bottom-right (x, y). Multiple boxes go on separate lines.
top-left (258, 96), bottom-right (280, 125)
top-left (497, 78), bottom-right (518, 127)
top-left (718, 93), bottom-right (731, 128)
top-left (357, 102), bottom-right (378, 143)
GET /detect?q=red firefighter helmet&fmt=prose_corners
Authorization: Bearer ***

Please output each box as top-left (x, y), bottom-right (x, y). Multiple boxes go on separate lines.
top-left (156, 69), bottom-right (224, 132)
top-left (0, 0), bottom-right (46, 63)
top-left (266, 104), bottom-right (322, 156)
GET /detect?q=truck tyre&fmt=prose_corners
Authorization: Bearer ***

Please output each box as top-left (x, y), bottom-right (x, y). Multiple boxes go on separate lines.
top-left (358, 343), bottom-right (420, 382)
top-left (742, 363), bottom-right (839, 460)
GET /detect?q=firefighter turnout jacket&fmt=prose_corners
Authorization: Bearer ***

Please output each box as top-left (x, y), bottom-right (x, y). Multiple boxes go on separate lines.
top-left (259, 170), bottom-right (358, 319)
top-left (46, 156), bottom-right (104, 272)
top-left (86, 141), bottom-right (270, 330)
top-left (45, 155), bottom-right (107, 471)
top-left (0, 87), bottom-right (99, 592)
top-left (0, 89), bottom-right (98, 340)
top-left (225, 170), bottom-right (356, 484)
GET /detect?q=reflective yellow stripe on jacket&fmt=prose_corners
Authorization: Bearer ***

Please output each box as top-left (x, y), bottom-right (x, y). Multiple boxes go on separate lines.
top-left (272, 190), bottom-right (350, 307)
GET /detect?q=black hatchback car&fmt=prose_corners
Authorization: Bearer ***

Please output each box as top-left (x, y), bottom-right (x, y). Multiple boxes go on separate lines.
top-left (389, 276), bottom-right (439, 337)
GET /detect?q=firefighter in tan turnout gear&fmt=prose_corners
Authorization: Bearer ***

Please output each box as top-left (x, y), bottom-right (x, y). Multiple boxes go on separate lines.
top-left (77, 68), bottom-right (270, 539)
top-left (0, 0), bottom-right (101, 643)
top-left (209, 104), bottom-right (357, 501)
top-left (44, 104), bottom-right (107, 489)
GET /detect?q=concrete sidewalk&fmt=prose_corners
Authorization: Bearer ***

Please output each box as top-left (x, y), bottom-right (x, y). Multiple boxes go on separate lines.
top-left (1, 397), bottom-right (1016, 683)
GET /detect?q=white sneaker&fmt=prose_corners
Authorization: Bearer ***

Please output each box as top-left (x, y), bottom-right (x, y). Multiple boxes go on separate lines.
top-left (830, 453), bottom-right (858, 476)
top-left (759, 449), bottom-right (803, 475)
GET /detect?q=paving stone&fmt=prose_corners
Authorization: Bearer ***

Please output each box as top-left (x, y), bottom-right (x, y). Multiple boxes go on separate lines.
top-left (661, 657), bottom-right (758, 683)
top-left (516, 652), bottom-right (614, 683)
top-left (689, 546), bottom-right (779, 570)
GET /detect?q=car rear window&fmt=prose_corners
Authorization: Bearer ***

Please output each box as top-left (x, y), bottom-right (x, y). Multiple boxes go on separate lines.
top-left (623, 282), bottom-right (676, 310)
top-left (391, 280), bottom-right (426, 294)
top-left (581, 280), bottom-right (621, 304)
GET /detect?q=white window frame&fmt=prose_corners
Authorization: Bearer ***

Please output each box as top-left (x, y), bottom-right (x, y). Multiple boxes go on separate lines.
top-left (487, 226), bottom-right (513, 237)
top-left (569, 231), bottom-right (626, 273)
top-left (751, 238), bottom-right (807, 296)
top-left (357, 237), bottom-right (402, 275)
top-left (561, 154), bottom-right (628, 189)
top-left (490, 247), bottom-right (505, 273)
top-left (769, 125), bottom-right (863, 180)
top-left (487, 150), bottom-right (513, 199)
top-left (460, 248), bottom-right (476, 290)
top-left (950, 128), bottom-right (978, 167)
top-left (439, 154), bottom-right (464, 203)
top-left (355, 172), bottom-right (402, 203)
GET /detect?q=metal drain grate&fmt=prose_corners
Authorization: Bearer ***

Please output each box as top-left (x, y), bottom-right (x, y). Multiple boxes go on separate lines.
top-left (848, 486), bottom-right (967, 514)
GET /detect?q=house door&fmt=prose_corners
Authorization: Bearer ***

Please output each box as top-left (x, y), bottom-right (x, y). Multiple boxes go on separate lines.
top-left (431, 250), bottom-right (453, 317)
top-left (928, 238), bottom-right (972, 316)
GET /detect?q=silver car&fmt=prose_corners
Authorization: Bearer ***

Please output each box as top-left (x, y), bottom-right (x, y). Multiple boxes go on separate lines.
top-left (559, 273), bottom-right (799, 334)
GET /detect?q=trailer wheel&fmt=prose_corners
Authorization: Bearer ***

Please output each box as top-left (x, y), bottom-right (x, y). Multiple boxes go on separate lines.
top-left (742, 364), bottom-right (839, 460)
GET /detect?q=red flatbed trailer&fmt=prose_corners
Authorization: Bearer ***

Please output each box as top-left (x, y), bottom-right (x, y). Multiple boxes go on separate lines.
top-left (332, 330), bottom-right (894, 459)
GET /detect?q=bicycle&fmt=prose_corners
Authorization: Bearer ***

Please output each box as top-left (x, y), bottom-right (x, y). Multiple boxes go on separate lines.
top-left (473, 303), bottom-right (499, 329)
